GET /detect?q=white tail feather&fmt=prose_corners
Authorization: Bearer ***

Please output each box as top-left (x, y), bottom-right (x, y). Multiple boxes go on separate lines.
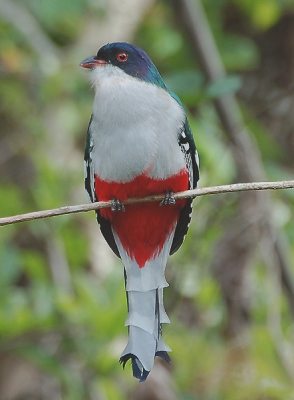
top-left (113, 230), bottom-right (174, 381)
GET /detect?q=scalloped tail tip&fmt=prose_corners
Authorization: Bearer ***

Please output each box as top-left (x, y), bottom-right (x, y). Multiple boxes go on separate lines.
top-left (120, 351), bottom-right (171, 382)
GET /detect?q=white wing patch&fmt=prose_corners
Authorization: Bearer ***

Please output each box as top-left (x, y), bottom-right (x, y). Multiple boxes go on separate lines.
top-left (84, 145), bottom-right (96, 203)
top-left (178, 127), bottom-right (199, 189)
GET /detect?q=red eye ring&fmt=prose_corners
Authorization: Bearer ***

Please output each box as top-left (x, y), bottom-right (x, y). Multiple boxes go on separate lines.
top-left (117, 52), bottom-right (128, 62)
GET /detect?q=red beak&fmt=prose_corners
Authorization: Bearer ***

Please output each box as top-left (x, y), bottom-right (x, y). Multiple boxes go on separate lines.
top-left (80, 56), bottom-right (107, 69)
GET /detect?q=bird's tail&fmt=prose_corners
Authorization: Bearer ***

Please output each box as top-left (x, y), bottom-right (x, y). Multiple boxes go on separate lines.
top-left (120, 286), bottom-right (171, 381)
top-left (113, 231), bottom-right (173, 382)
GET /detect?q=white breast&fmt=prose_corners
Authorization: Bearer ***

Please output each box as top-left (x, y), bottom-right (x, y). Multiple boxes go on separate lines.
top-left (89, 65), bottom-right (186, 182)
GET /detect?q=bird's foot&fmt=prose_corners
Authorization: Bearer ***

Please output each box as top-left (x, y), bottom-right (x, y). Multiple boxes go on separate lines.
top-left (160, 191), bottom-right (176, 206)
top-left (111, 198), bottom-right (125, 212)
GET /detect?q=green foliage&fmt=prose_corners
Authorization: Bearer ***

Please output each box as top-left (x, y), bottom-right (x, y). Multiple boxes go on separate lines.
top-left (233, 0), bottom-right (282, 30)
top-left (218, 34), bottom-right (260, 71)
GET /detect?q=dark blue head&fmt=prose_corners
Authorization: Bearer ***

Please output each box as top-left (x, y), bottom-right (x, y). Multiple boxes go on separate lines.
top-left (81, 42), bottom-right (166, 89)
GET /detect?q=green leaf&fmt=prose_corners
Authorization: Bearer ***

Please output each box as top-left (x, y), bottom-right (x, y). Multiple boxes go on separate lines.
top-left (206, 75), bottom-right (243, 98)
top-left (219, 34), bottom-right (260, 70)
top-left (164, 70), bottom-right (204, 95)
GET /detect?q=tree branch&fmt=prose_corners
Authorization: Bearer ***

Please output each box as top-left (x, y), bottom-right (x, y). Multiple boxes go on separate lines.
top-left (172, 0), bottom-right (294, 335)
top-left (1, 180), bottom-right (293, 226)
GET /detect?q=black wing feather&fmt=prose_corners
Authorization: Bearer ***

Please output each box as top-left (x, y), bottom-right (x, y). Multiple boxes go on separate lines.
top-left (170, 120), bottom-right (199, 255)
top-left (84, 116), bottom-right (121, 259)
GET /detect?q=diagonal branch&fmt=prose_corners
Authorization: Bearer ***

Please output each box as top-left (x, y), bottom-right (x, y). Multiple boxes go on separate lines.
top-left (173, 0), bottom-right (294, 340)
top-left (1, 180), bottom-right (293, 226)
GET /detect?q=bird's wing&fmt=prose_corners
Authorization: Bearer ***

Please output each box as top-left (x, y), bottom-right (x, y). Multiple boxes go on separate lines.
top-left (170, 118), bottom-right (199, 255)
top-left (84, 116), bottom-right (121, 258)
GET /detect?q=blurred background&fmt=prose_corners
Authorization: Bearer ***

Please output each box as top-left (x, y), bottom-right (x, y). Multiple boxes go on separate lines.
top-left (1, 0), bottom-right (294, 399)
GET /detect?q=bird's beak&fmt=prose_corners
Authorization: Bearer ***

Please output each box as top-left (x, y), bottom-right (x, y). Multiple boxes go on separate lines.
top-left (80, 56), bottom-right (107, 69)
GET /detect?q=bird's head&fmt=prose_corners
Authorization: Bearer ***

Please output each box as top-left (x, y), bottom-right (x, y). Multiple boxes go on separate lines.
top-left (80, 42), bottom-right (165, 88)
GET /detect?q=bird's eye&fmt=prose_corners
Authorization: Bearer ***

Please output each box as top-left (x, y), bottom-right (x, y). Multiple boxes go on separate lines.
top-left (117, 52), bottom-right (128, 62)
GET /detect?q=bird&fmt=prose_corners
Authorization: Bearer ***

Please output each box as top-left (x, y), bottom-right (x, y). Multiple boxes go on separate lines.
top-left (80, 42), bottom-right (199, 382)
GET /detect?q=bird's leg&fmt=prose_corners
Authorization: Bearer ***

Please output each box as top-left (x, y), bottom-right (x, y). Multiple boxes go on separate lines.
top-left (111, 198), bottom-right (125, 212)
top-left (160, 190), bottom-right (176, 206)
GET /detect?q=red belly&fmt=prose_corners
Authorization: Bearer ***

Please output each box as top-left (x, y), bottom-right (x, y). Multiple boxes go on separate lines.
top-left (95, 170), bottom-right (189, 267)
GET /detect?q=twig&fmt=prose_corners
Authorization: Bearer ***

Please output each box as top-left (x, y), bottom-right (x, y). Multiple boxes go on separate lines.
top-left (1, 180), bottom-right (293, 227)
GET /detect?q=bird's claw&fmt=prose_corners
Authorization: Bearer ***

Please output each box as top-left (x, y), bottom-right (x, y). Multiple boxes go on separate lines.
top-left (111, 198), bottom-right (125, 212)
top-left (160, 191), bottom-right (176, 206)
